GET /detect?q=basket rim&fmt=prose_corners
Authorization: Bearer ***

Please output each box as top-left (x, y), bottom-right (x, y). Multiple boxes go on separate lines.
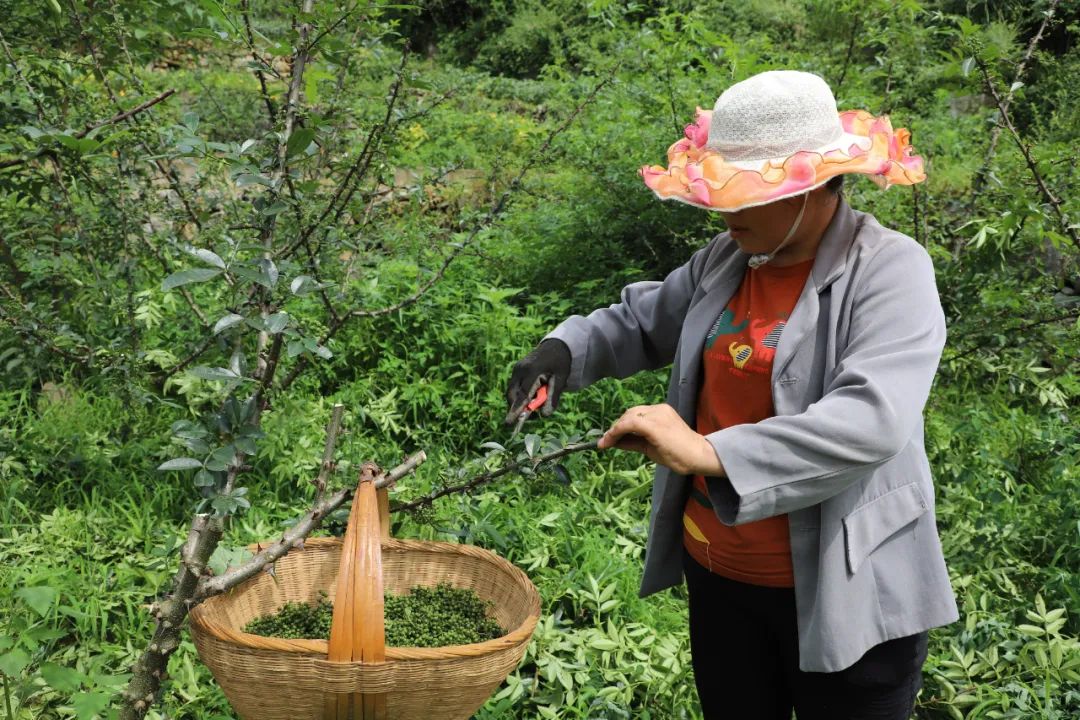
top-left (189, 537), bottom-right (541, 662)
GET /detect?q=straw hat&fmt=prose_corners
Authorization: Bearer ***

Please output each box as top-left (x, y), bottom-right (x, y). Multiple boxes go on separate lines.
top-left (640, 70), bottom-right (926, 212)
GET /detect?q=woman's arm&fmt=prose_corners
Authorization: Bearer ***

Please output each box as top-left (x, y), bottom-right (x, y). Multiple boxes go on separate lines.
top-left (545, 240), bottom-right (720, 391)
top-left (598, 235), bottom-right (946, 525)
top-left (706, 236), bottom-right (946, 524)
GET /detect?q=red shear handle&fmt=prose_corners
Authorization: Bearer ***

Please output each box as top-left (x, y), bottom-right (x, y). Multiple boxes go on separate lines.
top-left (527, 384), bottom-right (549, 412)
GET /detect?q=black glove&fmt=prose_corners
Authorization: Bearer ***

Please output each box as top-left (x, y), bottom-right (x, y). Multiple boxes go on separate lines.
top-left (504, 338), bottom-right (572, 425)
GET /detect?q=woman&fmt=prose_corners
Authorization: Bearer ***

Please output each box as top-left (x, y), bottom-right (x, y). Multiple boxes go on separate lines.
top-left (505, 70), bottom-right (958, 719)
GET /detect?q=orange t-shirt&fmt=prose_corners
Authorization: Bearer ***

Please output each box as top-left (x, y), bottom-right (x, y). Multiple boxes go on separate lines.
top-left (682, 258), bottom-right (814, 587)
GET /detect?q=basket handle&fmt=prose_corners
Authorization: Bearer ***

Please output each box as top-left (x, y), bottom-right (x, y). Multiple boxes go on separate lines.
top-left (324, 463), bottom-right (388, 720)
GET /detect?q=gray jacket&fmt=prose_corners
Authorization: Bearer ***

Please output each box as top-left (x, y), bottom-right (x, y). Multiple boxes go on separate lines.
top-left (546, 199), bottom-right (959, 672)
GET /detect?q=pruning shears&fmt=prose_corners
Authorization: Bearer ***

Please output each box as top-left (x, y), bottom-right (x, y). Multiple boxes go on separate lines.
top-left (510, 383), bottom-right (549, 441)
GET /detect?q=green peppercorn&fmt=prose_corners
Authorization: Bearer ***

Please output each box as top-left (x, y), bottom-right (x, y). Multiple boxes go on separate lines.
top-left (242, 584), bottom-right (503, 647)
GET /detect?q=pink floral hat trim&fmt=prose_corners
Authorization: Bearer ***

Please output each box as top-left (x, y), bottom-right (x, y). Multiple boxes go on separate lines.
top-left (640, 108), bottom-right (926, 212)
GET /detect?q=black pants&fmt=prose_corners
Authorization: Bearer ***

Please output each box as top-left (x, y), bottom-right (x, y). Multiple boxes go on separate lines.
top-left (683, 549), bottom-right (927, 720)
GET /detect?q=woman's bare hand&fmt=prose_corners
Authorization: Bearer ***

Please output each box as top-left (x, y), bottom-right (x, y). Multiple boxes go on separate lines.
top-left (598, 403), bottom-right (726, 477)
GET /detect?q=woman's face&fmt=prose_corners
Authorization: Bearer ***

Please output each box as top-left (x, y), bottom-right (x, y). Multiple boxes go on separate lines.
top-left (718, 196), bottom-right (805, 256)
top-left (718, 189), bottom-right (840, 266)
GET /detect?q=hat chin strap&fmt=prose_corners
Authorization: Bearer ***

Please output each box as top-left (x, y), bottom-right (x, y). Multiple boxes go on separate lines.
top-left (747, 192), bottom-right (810, 269)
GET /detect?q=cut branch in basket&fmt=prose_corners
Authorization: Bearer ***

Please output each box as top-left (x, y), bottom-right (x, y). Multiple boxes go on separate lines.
top-left (196, 451), bottom-right (428, 601)
top-left (392, 439), bottom-right (600, 514)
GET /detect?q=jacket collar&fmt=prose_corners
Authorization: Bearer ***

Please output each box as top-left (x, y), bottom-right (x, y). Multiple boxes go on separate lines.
top-left (810, 197), bottom-right (857, 293)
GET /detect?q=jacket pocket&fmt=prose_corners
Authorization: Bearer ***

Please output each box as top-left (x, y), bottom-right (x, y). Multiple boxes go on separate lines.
top-left (843, 482), bottom-right (928, 575)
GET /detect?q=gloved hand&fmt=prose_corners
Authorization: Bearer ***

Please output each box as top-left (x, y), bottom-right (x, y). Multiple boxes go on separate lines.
top-left (504, 338), bottom-right (572, 425)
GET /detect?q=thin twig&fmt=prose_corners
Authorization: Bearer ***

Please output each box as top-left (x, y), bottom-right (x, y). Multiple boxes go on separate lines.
top-left (277, 69), bottom-right (618, 392)
top-left (80, 90), bottom-right (177, 137)
top-left (0, 90), bottom-right (177, 170)
top-left (834, 14), bottom-right (861, 95)
top-left (0, 29), bottom-right (49, 123)
top-left (392, 440), bottom-right (599, 514)
top-left (974, 54), bottom-right (1080, 252)
top-left (240, 0), bottom-right (277, 125)
top-left (313, 403), bottom-right (346, 500)
top-left (946, 311), bottom-right (1080, 362)
top-left (0, 284), bottom-right (94, 364)
top-left (971, 0), bottom-right (1059, 195)
top-left (63, 0), bottom-right (202, 229)
top-left (278, 44), bottom-right (412, 261)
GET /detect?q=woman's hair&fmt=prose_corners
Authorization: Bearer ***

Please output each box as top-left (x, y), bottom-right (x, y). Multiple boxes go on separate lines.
top-left (826, 175), bottom-right (844, 194)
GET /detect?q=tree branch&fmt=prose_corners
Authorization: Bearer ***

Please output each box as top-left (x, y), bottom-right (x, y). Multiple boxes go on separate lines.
top-left (118, 514), bottom-right (224, 720)
top-left (974, 54), bottom-right (1080, 252)
top-left (313, 403), bottom-right (345, 500)
top-left (0, 284), bottom-right (94, 365)
top-left (276, 68), bottom-right (618, 392)
top-left (278, 43), bottom-right (411, 262)
top-left (971, 0), bottom-right (1059, 195)
top-left (0, 90), bottom-right (177, 171)
top-left (240, 0), bottom-right (277, 125)
top-left (195, 450), bottom-right (427, 599)
top-left (255, 0), bottom-right (315, 377)
top-left (0, 28), bottom-right (49, 123)
top-left (392, 440), bottom-right (599, 514)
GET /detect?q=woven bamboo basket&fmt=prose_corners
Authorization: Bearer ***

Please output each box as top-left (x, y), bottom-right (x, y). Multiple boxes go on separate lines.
top-left (189, 474), bottom-right (541, 720)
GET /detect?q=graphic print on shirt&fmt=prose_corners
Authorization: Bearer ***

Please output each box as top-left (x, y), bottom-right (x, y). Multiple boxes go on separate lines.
top-left (728, 342), bottom-right (753, 369)
top-left (704, 306), bottom-right (789, 378)
top-left (703, 308), bottom-right (748, 349)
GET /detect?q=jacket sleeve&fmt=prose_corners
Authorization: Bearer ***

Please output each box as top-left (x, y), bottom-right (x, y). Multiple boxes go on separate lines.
top-left (704, 237), bottom-right (946, 525)
top-left (544, 241), bottom-right (717, 391)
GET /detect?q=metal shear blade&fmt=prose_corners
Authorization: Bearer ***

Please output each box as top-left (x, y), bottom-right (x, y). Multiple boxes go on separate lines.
top-left (510, 384), bottom-right (549, 440)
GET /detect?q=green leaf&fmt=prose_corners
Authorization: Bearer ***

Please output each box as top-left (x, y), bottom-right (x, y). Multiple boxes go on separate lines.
top-left (205, 445), bottom-right (238, 472)
top-left (186, 247), bottom-right (226, 269)
top-left (256, 258), bottom-right (278, 288)
top-left (71, 691), bottom-right (111, 720)
top-left (265, 312), bottom-right (289, 334)
top-left (552, 464), bottom-right (571, 485)
top-left (0, 648), bottom-right (31, 676)
top-left (55, 133), bottom-right (82, 150)
top-left (961, 57), bottom-right (975, 76)
top-left (213, 313), bottom-right (245, 334)
top-left (290, 275), bottom-right (313, 295)
top-left (261, 201), bottom-right (289, 216)
top-left (524, 434), bottom-right (540, 458)
top-left (190, 366), bottom-right (241, 381)
top-left (193, 469), bottom-right (216, 487)
top-left (40, 662), bottom-right (85, 692)
top-left (157, 457), bottom-right (204, 471)
top-left (16, 586), bottom-right (58, 616)
top-left (162, 268), bottom-right (222, 292)
top-left (285, 127), bottom-right (316, 158)
top-left (182, 111), bottom-right (200, 132)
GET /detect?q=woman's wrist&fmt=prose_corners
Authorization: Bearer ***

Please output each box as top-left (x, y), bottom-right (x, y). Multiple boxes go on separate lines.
top-left (694, 435), bottom-right (726, 477)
